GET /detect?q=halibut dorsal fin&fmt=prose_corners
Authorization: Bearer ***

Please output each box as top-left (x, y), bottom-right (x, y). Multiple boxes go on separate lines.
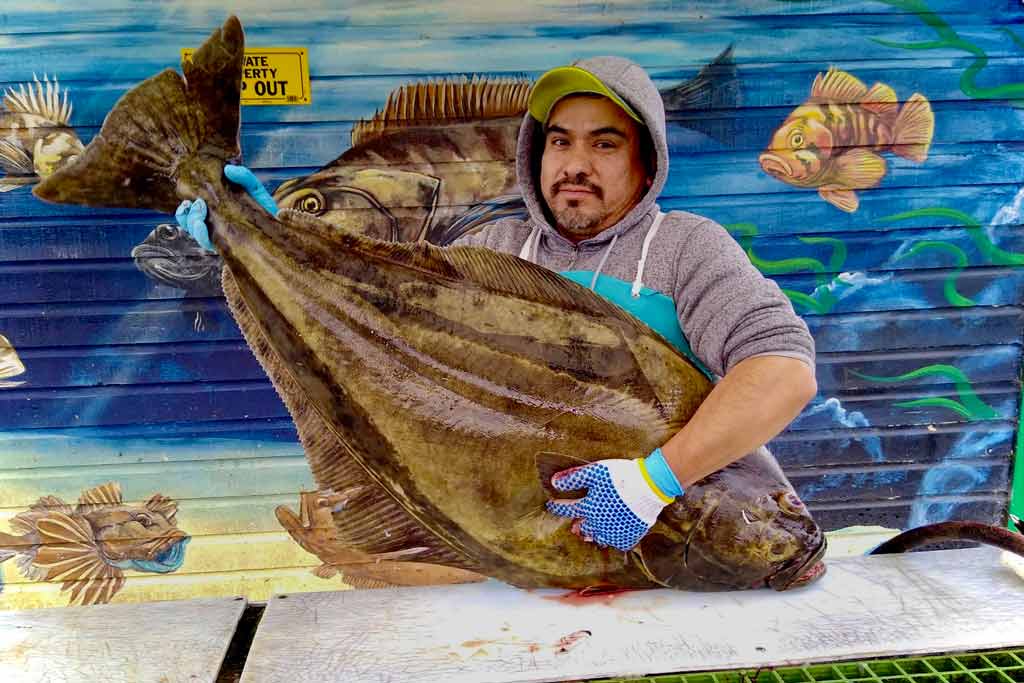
top-left (274, 208), bottom-right (693, 351)
top-left (351, 76), bottom-right (531, 147)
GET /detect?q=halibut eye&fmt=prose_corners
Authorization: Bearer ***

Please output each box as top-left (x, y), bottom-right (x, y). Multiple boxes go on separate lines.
top-left (778, 492), bottom-right (806, 515)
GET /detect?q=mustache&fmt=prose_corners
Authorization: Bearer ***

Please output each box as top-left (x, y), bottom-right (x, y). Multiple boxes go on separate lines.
top-left (552, 176), bottom-right (603, 199)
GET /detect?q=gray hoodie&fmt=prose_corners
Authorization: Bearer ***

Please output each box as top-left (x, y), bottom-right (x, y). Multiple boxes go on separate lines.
top-left (453, 56), bottom-right (814, 378)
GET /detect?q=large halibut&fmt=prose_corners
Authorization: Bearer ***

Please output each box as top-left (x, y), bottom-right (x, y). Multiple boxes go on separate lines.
top-left (35, 16), bottom-right (825, 591)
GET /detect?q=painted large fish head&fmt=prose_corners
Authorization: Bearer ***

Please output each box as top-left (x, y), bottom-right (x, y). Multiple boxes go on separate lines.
top-left (273, 166), bottom-right (441, 243)
top-left (131, 223), bottom-right (224, 293)
top-left (637, 451), bottom-right (826, 591)
top-left (758, 107), bottom-right (835, 187)
top-left (81, 492), bottom-right (190, 574)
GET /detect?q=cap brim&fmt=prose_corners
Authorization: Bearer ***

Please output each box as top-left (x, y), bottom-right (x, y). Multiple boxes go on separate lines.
top-left (528, 65), bottom-right (642, 124)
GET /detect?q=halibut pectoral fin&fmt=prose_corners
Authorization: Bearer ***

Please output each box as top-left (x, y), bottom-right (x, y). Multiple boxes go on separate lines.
top-left (536, 451), bottom-right (591, 499)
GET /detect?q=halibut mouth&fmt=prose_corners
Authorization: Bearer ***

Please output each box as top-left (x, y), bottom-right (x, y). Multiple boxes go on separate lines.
top-left (766, 541), bottom-right (827, 590)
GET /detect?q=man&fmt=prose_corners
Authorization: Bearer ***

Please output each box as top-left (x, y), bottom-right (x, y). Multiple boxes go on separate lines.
top-left (177, 56), bottom-right (817, 554)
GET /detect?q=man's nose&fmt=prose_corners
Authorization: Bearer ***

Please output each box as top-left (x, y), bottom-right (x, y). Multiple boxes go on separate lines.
top-left (561, 145), bottom-right (594, 177)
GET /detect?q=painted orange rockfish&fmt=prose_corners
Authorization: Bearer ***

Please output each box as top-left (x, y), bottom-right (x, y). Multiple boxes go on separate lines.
top-left (0, 482), bottom-right (190, 605)
top-left (759, 67), bottom-right (934, 212)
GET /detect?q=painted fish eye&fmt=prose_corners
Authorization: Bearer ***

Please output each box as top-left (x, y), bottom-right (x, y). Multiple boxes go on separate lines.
top-left (789, 132), bottom-right (805, 149)
top-left (288, 189), bottom-right (326, 215)
top-left (156, 224), bottom-right (179, 240)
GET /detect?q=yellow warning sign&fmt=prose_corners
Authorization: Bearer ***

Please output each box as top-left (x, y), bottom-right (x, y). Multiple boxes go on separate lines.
top-left (181, 47), bottom-right (310, 105)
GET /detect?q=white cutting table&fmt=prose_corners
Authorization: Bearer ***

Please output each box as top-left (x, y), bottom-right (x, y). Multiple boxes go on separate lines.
top-left (0, 596), bottom-right (246, 683)
top-left (240, 547), bottom-right (1024, 683)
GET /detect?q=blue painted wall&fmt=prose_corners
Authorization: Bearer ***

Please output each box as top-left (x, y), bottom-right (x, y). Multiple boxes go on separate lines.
top-left (0, 0), bottom-right (1021, 606)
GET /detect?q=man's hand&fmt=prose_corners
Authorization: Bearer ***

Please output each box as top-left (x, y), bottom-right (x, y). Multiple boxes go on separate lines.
top-left (545, 448), bottom-right (682, 551)
top-left (175, 164), bottom-right (278, 253)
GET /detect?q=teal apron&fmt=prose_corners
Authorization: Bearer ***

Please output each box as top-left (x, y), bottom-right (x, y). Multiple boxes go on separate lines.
top-left (519, 212), bottom-right (713, 379)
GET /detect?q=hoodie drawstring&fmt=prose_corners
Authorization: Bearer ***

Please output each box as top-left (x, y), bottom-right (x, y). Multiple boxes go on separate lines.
top-left (518, 210), bottom-right (665, 295)
top-left (632, 211), bottom-right (665, 297)
top-left (518, 224), bottom-right (542, 263)
top-left (589, 233), bottom-right (617, 290)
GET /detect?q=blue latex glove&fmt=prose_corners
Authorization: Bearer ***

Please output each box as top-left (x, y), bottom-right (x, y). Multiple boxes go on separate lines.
top-left (175, 164), bottom-right (278, 253)
top-left (546, 448), bottom-right (684, 551)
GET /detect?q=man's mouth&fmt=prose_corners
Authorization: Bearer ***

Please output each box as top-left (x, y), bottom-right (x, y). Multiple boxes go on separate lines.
top-left (554, 182), bottom-right (602, 199)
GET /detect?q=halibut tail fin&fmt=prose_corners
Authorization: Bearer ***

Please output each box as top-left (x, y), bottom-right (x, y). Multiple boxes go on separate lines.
top-left (33, 16), bottom-right (244, 213)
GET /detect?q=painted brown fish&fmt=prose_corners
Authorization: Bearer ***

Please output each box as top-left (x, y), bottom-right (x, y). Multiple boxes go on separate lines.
top-left (0, 75), bottom-right (85, 192)
top-left (131, 46), bottom-right (740, 290)
top-left (0, 482), bottom-right (190, 605)
top-left (759, 67), bottom-right (934, 212)
top-left (276, 46), bottom-right (739, 244)
top-left (0, 334), bottom-right (26, 389)
top-left (35, 17), bottom-right (825, 592)
top-left (276, 489), bottom-right (486, 588)
top-left (131, 223), bottom-right (224, 295)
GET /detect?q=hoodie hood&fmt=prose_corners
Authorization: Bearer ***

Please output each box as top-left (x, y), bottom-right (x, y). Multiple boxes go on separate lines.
top-left (517, 55), bottom-right (670, 244)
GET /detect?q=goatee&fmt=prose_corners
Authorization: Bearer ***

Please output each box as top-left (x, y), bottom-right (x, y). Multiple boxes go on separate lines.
top-left (554, 203), bottom-right (609, 237)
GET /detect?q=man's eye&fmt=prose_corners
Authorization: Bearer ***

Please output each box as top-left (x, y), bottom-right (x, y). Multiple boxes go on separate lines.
top-left (549, 138), bottom-right (568, 147)
top-left (594, 140), bottom-right (616, 150)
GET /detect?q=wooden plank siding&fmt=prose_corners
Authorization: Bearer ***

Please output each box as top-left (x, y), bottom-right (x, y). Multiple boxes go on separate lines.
top-left (0, 0), bottom-right (1022, 608)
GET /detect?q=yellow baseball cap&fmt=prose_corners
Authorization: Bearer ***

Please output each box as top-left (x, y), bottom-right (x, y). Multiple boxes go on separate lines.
top-left (528, 65), bottom-right (642, 124)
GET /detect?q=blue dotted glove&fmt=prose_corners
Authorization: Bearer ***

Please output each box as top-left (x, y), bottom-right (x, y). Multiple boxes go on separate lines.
top-left (175, 164), bottom-right (278, 253)
top-left (545, 448), bottom-right (683, 551)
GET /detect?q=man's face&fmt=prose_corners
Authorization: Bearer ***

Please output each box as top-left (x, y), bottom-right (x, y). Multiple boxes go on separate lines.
top-left (540, 95), bottom-right (652, 242)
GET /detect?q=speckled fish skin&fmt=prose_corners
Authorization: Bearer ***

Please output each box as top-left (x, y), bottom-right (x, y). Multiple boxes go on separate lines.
top-left (34, 16), bottom-right (826, 592)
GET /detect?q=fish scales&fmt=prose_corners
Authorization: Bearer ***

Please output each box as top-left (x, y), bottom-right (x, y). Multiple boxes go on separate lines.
top-left (212, 204), bottom-right (702, 586)
top-left (35, 16), bottom-right (827, 592)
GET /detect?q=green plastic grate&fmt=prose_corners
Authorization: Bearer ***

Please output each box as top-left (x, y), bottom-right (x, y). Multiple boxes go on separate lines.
top-left (588, 648), bottom-right (1024, 683)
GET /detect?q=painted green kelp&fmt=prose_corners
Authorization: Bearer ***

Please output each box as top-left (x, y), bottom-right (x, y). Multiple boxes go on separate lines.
top-left (727, 222), bottom-right (849, 314)
top-left (852, 364), bottom-right (1000, 421)
top-left (883, 207), bottom-right (1024, 307)
top-left (873, 0), bottom-right (1024, 107)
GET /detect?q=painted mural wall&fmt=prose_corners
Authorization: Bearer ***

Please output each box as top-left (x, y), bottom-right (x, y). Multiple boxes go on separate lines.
top-left (0, 0), bottom-right (1022, 608)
